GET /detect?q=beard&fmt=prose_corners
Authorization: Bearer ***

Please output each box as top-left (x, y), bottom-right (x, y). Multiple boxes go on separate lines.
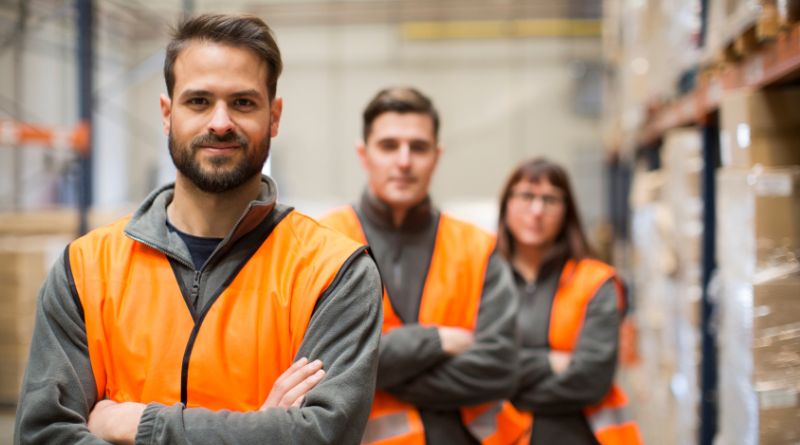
top-left (169, 129), bottom-right (270, 194)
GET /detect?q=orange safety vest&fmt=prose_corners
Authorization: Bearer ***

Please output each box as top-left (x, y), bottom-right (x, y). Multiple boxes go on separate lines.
top-left (68, 210), bottom-right (365, 410)
top-left (546, 259), bottom-right (643, 445)
top-left (322, 206), bottom-right (531, 445)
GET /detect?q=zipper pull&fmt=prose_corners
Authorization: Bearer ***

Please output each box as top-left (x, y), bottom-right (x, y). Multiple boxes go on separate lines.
top-left (190, 270), bottom-right (201, 307)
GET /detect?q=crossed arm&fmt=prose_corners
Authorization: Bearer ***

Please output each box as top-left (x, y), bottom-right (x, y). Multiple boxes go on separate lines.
top-left (511, 280), bottom-right (621, 414)
top-left (14, 254), bottom-right (383, 445)
top-left (376, 253), bottom-right (520, 410)
top-left (87, 357), bottom-right (327, 443)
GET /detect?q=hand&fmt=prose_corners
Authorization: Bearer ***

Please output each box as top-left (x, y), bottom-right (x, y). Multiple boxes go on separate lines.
top-left (261, 357), bottom-right (325, 410)
top-left (87, 399), bottom-right (146, 445)
top-left (548, 350), bottom-right (572, 374)
top-left (438, 327), bottom-right (474, 356)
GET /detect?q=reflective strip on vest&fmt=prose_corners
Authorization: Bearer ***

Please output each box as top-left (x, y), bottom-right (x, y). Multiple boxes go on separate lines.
top-left (466, 402), bottom-right (503, 440)
top-left (362, 412), bottom-right (412, 444)
top-left (588, 405), bottom-right (633, 432)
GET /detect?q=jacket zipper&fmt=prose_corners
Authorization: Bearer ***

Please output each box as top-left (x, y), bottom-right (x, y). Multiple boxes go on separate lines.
top-left (190, 270), bottom-right (202, 308)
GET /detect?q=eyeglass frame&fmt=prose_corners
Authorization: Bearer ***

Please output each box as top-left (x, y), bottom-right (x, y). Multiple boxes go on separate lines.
top-left (507, 191), bottom-right (565, 211)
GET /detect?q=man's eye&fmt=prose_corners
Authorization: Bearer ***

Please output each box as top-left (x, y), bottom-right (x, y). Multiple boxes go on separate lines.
top-left (410, 142), bottom-right (431, 153)
top-left (187, 97), bottom-right (208, 106)
top-left (233, 98), bottom-right (255, 108)
top-left (377, 141), bottom-right (398, 151)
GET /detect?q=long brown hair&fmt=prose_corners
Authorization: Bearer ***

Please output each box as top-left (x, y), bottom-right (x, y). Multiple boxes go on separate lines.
top-left (497, 158), bottom-right (594, 273)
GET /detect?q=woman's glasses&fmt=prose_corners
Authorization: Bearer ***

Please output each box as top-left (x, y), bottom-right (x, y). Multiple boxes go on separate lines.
top-left (508, 191), bottom-right (564, 211)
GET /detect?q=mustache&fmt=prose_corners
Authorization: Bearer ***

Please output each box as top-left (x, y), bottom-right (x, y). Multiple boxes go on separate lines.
top-left (390, 175), bottom-right (418, 181)
top-left (191, 131), bottom-right (248, 148)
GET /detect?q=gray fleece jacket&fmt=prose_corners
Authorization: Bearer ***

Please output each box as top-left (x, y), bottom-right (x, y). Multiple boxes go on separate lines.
top-left (14, 175), bottom-right (383, 445)
top-left (349, 192), bottom-right (520, 445)
top-left (511, 260), bottom-right (621, 445)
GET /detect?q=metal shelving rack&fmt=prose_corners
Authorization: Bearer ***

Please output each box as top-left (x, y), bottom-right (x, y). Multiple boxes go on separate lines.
top-left (630, 20), bottom-right (800, 445)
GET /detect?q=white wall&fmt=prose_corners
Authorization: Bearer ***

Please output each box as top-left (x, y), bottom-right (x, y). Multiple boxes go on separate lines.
top-left (2, 7), bottom-right (606, 231)
top-left (271, 23), bottom-right (605, 224)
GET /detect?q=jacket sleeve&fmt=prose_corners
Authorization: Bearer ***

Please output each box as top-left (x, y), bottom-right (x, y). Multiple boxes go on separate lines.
top-left (14, 250), bottom-right (108, 444)
top-left (517, 347), bottom-right (552, 391)
top-left (384, 252), bottom-right (519, 409)
top-left (511, 279), bottom-right (621, 414)
top-left (375, 325), bottom-right (449, 389)
top-left (134, 253), bottom-right (384, 445)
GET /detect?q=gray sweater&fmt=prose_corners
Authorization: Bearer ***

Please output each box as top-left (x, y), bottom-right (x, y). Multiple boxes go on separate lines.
top-left (510, 261), bottom-right (620, 445)
top-left (14, 176), bottom-right (384, 445)
top-left (354, 192), bottom-right (519, 445)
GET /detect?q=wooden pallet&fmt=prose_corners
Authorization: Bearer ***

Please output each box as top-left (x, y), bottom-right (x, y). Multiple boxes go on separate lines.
top-left (735, 25), bottom-right (761, 57)
top-left (715, 1), bottom-right (800, 64)
top-left (757, 0), bottom-right (800, 39)
top-left (757, 2), bottom-right (782, 41)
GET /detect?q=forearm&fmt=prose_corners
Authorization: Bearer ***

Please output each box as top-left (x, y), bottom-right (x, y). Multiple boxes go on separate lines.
top-left (386, 253), bottom-right (519, 409)
top-left (513, 281), bottom-right (620, 414)
top-left (137, 403), bottom-right (348, 444)
top-left (386, 344), bottom-right (517, 409)
top-left (376, 325), bottom-right (448, 389)
top-left (516, 348), bottom-right (553, 390)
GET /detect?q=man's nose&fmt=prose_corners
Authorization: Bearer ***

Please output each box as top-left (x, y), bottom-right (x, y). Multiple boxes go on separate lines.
top-left (397, 145), bottom-right (412, 168)
top-left (208, 102), bottom-right (234, 135)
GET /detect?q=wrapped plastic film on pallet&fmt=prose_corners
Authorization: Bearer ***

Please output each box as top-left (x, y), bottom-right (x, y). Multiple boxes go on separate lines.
top-left (715, 168), bottom-right (758, 445)
top-left (751, 166), bottom-right (800, 443)
top-left (716, 166), bottom-right (800, 445)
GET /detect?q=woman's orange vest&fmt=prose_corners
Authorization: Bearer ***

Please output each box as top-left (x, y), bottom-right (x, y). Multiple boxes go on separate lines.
top-left (322, 206), bottom-right (531, 445)
top-left (545, 259), bottom-right (643, 445)
top-left (68, 210), bottom-right (365, 410)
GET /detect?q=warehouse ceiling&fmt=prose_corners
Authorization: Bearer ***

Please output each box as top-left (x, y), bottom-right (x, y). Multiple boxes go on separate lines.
top-left (194, 0), bottom-right (602, 26)
top-left (1, 0), bottom-right (602, 42)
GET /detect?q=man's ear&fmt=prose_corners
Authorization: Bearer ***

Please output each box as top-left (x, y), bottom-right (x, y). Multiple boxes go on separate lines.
top-left (159, 94), bottom-right (172, 136)
top-left (269, 97), bottom-right (283, 137)
top-left (356, 141), bottom-right (368, 170)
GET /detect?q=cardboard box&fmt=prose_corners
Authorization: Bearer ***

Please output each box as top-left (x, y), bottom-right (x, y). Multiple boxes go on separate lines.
top-left (720, 88), bottom-right (800, 168)
top-left (753, 273), bottom-right (800, 443)
top-left (753, 168), bottom-right (800, 270)
top-left (758, 403), bottom-right (800, 444)
top-left (0, 207), bottom-right (132, 237)
top-left (753, 273), bottom-right (800, 383)
top-left (0, 235), bottom-right (70, 404)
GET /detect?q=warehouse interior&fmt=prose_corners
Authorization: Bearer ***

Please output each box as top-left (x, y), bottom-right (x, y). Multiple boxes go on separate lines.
top-left (1, 0), bottom-right (798, 443)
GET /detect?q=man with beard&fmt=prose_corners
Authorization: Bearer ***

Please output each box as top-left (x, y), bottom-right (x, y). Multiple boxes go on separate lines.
top-left (321, 88), bottom-right (527, 445)
top-left (14, 14), bottom-right (383, 445)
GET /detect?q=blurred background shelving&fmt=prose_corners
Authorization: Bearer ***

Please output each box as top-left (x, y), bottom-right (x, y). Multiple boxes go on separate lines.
top-left (604, 0), bottom-right (800, 444)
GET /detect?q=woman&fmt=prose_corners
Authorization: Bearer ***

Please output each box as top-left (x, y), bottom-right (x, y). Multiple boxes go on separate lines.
top-left (498, 158), bottom-right (642, 445)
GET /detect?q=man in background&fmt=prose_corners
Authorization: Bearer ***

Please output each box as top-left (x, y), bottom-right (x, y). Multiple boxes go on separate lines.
top-left (322, 87), bottom-right (527, 444)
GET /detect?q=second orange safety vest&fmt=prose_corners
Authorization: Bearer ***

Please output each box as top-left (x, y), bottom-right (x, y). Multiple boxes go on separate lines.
top-left (68, 210), bottom-right (365, 410)
top-left (322, 206), bottom-right (531, 445)
top-left (543, 259), bottom-right (644, 445)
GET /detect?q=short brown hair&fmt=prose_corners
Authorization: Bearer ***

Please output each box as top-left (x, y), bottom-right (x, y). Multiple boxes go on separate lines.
top-left (497, 157), bottom-right (594, 272)
top-left (362, 87), bottom-right (440, 141)
top-left (164, 13), bottom-right (283, 100)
